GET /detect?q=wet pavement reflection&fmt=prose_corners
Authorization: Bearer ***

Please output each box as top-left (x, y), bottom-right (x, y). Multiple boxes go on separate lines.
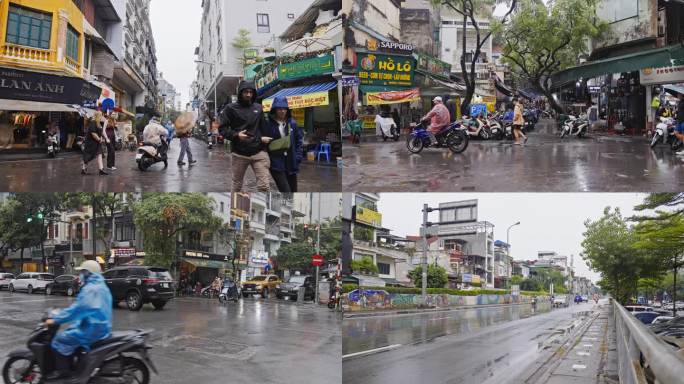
top-left (342, 302), bottom-right (595, 384)
top-left (0, 138), bottom-right (341, 192)
top-left (0, 292), bottom-right (341, 384)
top-left (343, 119), bottom-right (684, 192)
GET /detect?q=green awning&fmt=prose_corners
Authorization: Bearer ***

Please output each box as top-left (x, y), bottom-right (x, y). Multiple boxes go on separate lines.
top-left (552, 44), bottom-right (684, 86)
top-left (182, 257), bottom-right (227, 269)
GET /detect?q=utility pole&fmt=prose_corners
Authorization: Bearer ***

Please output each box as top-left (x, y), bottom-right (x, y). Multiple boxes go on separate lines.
top-left (421, 204), bottom-right (430, 302)
top-left (315, 193), bottom-right (321, 304)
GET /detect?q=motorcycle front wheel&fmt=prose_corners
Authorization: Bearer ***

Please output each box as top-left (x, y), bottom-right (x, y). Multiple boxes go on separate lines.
top-left (447, 131), bottom-right (469, 154)
top-left (2, 356), bottom-right (40, 384)
top-left (406, 136), bottom-right (424, 154)
top-left (650, 133), bottom-right (661, 148)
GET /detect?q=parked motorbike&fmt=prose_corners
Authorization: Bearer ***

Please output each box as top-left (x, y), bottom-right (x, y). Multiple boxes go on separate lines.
top-left (487, 114), bottom-right (504, 140)
top-left (114, 136), bottom-right (124, 151)
top-left (207, 132), bottom-right (215, 150)
top-left (44, 131), bottom-right (60, 158)
top-left (560, 114), bottom-right (588, 138)
top-left (218, 280), bottom-right (240, 303)
top-left (2, 312), bottom-right (157, 384)
top-left (406, 120), bottom-right (469, 154)
top-left (376, 115), bottom-right (399, 142)
top-left (462, 116), bottom-right (492, 140)
top-left (136, 136), bottom-right (168, 171)
top-left (650, 117), bottom-right (680, 151)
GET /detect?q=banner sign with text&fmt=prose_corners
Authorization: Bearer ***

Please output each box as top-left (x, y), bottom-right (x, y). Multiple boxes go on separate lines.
top-left (263, 91), bottom-right (330, 112)
top-left (278, 53), bottom-right (335, 81)
top-left (365, 87), bottom-right (420, 106)
top-left (357, 53), bottom-right (415, 87)
top-left (0, 67), bottom-right (101, 105)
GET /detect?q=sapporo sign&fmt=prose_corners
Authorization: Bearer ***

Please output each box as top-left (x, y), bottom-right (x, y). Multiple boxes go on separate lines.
top-left (357, 53), bottom-right (415, 88)
top-left (262, 91), bottom-right (330, 112)
top-left (0, 67), bottom-right (101, 105)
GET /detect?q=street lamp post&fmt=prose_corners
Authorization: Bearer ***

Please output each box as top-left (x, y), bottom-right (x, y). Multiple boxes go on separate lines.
top-left (506, 222), bottom-right (521, 287)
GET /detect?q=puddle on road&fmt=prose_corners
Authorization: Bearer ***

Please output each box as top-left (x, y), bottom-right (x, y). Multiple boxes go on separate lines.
top-left (153, 334), bottom-right (257, 361)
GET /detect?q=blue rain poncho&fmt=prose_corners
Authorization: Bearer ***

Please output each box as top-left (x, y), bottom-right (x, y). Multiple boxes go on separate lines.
top-left (51, 272), bottom-right (113, 356)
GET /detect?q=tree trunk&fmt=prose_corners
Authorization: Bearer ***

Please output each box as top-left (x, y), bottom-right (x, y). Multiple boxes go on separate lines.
top-left (537, 81), bottom-right (564, 113)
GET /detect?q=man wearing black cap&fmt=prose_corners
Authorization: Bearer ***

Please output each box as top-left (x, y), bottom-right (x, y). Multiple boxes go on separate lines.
top-left (220, 80), bottom-right (273, 191)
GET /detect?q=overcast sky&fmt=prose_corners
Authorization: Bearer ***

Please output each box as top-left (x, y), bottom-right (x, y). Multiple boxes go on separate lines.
top-left (377, 193), bottom-right (648, 283)
top-left (150, 0), bottom-right (202, 107)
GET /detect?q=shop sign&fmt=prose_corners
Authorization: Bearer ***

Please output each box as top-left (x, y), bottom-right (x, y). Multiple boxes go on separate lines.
top-left (640, 65), bottom-right (684, 85)
top-left (462, 273), bottom-right (472, 283)
top-left (472, 275), bottom-right (481, 284)
top-left (0, 67), bottom-right (101, 105)
top-left (262, 91), bottom-right (330, 112)
top-left (361, 115), bottom-right (376, 129)
top-left (255, 66), bottom-right (280, 91)
top-left (250, 250), bottom-right (269, 265)
top-left (278, 53), bottom-right (335, 81)
top-left (112, 248), bottom-right (136, 258)
top-left (365, 88), bottom-right (420, 106)
top-left (366, 38), bottom-right (414, 55)
top-left (342, 76), bottom-right (359, 86)
top-left (358, 53), bottom-right (415, 87)
top-left (292, 108), bottom-right (305, 126)
top-left (355, 206), bottom-right (382, 228)
top-left (415, 53), bottom-right (451, 80)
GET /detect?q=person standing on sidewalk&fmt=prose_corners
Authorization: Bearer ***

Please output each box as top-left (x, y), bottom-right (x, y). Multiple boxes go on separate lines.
top-left (175, 112), bottom-right (196, 166)
top-left (64, 113), bottom-right (77, 150)
top-left (674, 93), bottom-right (684, 156)
top-left (512, 98), bottom-right (528, 145)
top-left (265, 96), bottom-right (303, 192)
top-left (104, 115), bottom-right (117, 170)
top-left (81, 112), bottom-right (107, 176)
top-left (220, 80), bottom-right (273, 191)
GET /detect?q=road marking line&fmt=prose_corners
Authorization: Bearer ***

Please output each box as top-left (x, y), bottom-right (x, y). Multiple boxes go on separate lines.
top-left (428, 317), bottom-right (452, 321)
top-left (572, 364), bottom-right (587, 370)
top-left (577, 352), bottom-right (590, 356)
top-left (583, 337), bottom-right (597, 340)
top-left (0, 298), bottom-right (66, 304)
top-left (342, 344), bottom-right (402, 360)
top-left (583, 344), bottom-right (593, 347)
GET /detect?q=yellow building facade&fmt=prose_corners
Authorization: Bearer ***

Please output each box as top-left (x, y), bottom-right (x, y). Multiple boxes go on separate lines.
top-left (0, 0), bottom-right (85, 77)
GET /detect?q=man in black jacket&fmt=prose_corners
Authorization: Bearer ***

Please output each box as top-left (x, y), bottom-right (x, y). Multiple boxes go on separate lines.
top-left (220, 81), bottom-right (273, 191)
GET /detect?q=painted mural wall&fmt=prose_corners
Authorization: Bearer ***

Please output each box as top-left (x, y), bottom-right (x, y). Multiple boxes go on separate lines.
top-left (342, 289), bottom-right (549, 312)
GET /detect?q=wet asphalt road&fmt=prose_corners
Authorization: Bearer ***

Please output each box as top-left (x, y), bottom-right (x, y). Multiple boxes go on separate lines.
top-left (0, 138), bottom-right (341, 192)
top-left (342, 302), bottom-right (597, 384)
top-left (0, 291), bottom-right (341, 384)
top-left (343, 119), bottom-right (684, 192)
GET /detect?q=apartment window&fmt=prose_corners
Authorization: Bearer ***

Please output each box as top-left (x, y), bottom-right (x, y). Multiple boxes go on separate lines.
top-left (66, 25), bottom-right (79, 61)
top-left (377, 262), bottom-right (390, 275)
top-left (220, 202), bottom-right (225, 213)
top-left (115, 223), bottom-right (136, 241)
top-left (6, 5), bottom-right (52, 49)
top-left (257, 13), bottom-right (270, 33)
top-left (84, 39), bottom-right (91, 70)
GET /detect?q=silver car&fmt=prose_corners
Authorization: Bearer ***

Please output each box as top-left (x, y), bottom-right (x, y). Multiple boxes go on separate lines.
top-left (0, 273), bottom-right (15, 290)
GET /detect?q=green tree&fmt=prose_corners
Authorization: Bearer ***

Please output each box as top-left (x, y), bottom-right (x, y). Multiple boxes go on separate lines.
top-left (497, 0), bottom-right (608, 113)
top-left (133, 194), bottom-right (222, 270)
top-left (0, 199), bottom-right (45, 272)
top-left (510, 274), bottom-right (524, 285)
top-left (232, 29), bottom-right (256, 67)
top-left (433, 0), bottom-right (518, 112)
top-left (408, 264), bottom-right (448, 288)
top-left (581, 207), bottom-right (643, 303)
top-left (530, 268), bottom-right (568, 293)
top-left (350, 256), bottom-right (379, 275)
top-left (275, 217), bottom-right (342, 273)
top-left (520, 278), bottom-right (542, 292)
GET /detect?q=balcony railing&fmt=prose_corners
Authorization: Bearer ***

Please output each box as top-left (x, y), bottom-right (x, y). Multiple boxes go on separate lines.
top-left (64, 56), bottom-right (81, 74)
top-left (2, 43), bottom-right (54, 64)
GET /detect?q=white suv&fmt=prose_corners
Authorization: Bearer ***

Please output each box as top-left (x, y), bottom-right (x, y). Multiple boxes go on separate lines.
top-left (0, 273), bottom-right (15, 290)
top-left (9, 273), bottom-right (55, 294)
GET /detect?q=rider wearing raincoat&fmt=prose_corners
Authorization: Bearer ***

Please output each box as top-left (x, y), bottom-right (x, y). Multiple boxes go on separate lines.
top-left (47, 260), bottom-right (112, 378)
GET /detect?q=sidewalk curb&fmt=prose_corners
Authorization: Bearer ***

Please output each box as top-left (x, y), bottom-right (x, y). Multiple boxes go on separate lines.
top-left (343, 301), bottom-right (536, 319)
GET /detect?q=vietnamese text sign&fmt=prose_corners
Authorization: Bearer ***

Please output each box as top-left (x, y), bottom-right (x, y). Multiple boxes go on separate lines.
top-left (640, 65), bottom-right (684, 85)
top-left (263, 91), bottom-right (330, 112)
top-left (355, 206), bottom-right (382, 227)
top-left (416, 53), bottom-right (451, 80)
top-left (357, 53), bottom-right (415, 87)
top-left (279, 53), bottom-right (335, 81)
top-left (365, 88), bottom-right (420, 106)
top-left (0, 67), bottom-right (101, 105)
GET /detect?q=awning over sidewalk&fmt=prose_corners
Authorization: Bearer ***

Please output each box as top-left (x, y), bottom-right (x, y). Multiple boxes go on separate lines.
top-left (182, 257), bottom-right (227, 269)
top-left (0, 99), bottom-right (87, 113)
top-left (665, 84), bottom-right (684, 96)
top-left (552, 44), bottom-right (684, 86)
top-left (262, 81), bottom-right (337, 111)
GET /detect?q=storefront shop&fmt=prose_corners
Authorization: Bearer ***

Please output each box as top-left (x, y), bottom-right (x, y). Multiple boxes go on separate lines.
top-left (414, 53), bottom-right (464, 123)
top-left (640, 64), bottom-right (684, 131)
top-left (256, 51), bottom-right (342, 157)
top-left (181, 250), bottom-right (235, 286)
top-left (0, 67), bottom-right (101, 150)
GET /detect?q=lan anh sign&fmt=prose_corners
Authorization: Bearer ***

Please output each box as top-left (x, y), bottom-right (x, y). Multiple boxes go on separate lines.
top-left (365, 88), bottom-right (420, 106)
top-left (262, 91), bottom-right (330, 112)
top-left (357, 53), bottom-right (414, 87)
top-left (278, 53), bottom-right (335, 81)
top-left (355, 206), bottom-right (382, 228)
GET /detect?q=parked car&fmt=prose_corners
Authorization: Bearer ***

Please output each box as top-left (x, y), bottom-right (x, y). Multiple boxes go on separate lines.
top-left (634, 311), bottom-right (661, 325)
top-left (45, 274), bottom-right (80, 296)
top-left (242, 275), bottom-right (282, 298)
top-left (103, 266), bottom-right (174, 311)
top-left (8, 273), bottom-right (55, 294)
top-left (275, 275), bottom-right (315, 301)
top-left (651, 316), bottom-right (675, 325)
top-left (625, 305), bottom-right (654, 312)
top-left (0, 273), bottom-right (15, 290)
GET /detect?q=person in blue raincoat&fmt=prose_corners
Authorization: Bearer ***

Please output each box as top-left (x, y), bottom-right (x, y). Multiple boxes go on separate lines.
top-left (45, 260), bottom-right (112, 379)
top-left (264, 96), bottom-right (303, 192)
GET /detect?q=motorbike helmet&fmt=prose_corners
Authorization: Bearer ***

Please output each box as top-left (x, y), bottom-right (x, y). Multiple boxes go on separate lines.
top-left (75, 260), bottom-right (102, 274)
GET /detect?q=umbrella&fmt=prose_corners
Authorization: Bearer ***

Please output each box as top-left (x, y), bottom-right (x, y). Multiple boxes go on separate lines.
top-left (281, 37), bottom-right (332, 55)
